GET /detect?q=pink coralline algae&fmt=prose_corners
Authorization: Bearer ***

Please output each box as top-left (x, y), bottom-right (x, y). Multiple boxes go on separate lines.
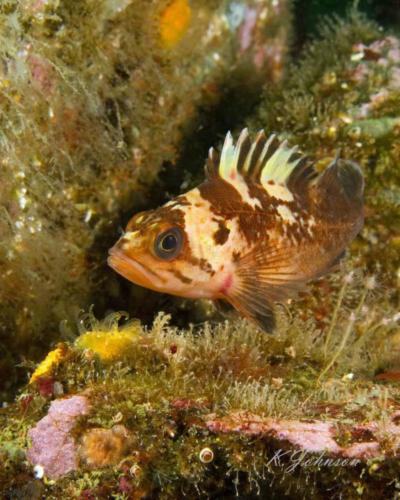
top-left (206, 412), bottom-right (341, 454)
top-left (28, 53), bottom-right (56, 96)
top-left (238, 7), bottom-right (258, 52)
top-left (27, 395), bottom-right (90, 479)
top-left (350, 37), bottom-right (400, 110)
top-left (205, 411), bottom-right (400, 460)
top-left (233, 1), bottom-right (288, 79)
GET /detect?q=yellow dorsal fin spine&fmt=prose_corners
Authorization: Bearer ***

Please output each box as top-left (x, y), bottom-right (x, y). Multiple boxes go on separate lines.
top-left (242, 130), bottom-right (264, 174)
top-left (260, 142), bottom-right (302, 185)
top-left (214, 129), bottom-right (311, 190)
top-left (219, 131), bottom-right (235, 179)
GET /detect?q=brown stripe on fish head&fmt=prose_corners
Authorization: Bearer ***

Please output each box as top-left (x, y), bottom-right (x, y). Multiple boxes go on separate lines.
top-left (154, 199), bottom-right (188, 226)
top-left (213, 219), bottom-right (230, 245)
top-left (170, 268), bottom-right (193, 284)
top-left (199, 257), bottom-right (215, 276)
top-left (232, 250), bottom-right (241, 262)
top-left (178, 252), bottom-right (215, 276)
top-left (126, 199), bottom-right (187, 233)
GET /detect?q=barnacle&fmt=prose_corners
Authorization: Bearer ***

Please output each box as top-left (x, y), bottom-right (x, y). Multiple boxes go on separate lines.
top-left (199, 447), bottom-right (214, 463)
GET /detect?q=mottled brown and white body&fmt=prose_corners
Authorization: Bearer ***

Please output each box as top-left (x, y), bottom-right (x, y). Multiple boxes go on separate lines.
top-left (108, 129), bottom-right (364, 331)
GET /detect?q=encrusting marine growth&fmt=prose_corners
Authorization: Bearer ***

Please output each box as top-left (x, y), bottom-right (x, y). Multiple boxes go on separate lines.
top-left (2, 278), bottom-right (399, 497)
top-left (0, 6), bottom-right (399, 499)
top-left (0, 0), bottom-right (292, 398)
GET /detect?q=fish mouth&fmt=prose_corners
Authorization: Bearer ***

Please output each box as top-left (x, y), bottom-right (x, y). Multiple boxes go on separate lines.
top-left (107, 247), bottom-right (165, 291)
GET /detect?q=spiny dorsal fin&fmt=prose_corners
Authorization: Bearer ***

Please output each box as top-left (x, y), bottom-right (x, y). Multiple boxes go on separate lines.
top-left (317, 156), bottom-right (364, 204)
top-left (205, 146), bottom-right (220, 179)
top-left (206, 129), bottom-right (316, 200)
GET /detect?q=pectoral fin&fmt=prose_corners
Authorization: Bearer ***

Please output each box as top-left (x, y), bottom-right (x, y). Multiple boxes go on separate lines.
top-left (227, 286), bottom-right (276, 333)
top-left (224, 245), bottom-right (308, 333)
top-left (214, 299), bottom-right (235, 316)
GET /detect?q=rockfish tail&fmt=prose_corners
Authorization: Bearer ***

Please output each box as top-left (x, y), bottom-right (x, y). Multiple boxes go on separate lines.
top-left (108, 129), bottom-right (364, 331)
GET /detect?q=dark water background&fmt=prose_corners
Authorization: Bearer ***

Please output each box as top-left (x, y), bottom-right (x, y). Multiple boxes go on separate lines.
top-left (294, 0), bottom-right (400, 45)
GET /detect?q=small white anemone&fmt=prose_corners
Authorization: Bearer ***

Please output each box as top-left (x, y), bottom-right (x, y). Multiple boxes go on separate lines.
top-left (33, 464), bottom-right (44, 479)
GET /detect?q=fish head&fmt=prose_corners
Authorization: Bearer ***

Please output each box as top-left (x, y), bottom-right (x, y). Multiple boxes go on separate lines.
top-left (108, 194), bottom-right (214, 297)
top-left (108, 208), bottom-right (186, 293)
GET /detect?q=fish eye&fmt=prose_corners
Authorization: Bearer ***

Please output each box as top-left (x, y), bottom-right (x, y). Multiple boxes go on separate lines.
top-left (154, 227), bottom-right (183, 260)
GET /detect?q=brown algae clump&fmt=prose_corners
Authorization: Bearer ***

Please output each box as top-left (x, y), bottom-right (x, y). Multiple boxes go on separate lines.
top-left (80, 425), bottom-right (134, 468)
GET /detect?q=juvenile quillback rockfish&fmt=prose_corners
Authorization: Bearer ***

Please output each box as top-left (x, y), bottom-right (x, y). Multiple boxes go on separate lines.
top-left (108, 129), bottom-right (364, 332)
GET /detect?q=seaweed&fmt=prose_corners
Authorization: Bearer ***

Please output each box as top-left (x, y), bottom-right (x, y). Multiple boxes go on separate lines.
top-left (1, 5), bottom-right (399, 499)
top-left (0, 0), bottom-right (292, 398)
top-left (1, 268), bottom-right (399, 498)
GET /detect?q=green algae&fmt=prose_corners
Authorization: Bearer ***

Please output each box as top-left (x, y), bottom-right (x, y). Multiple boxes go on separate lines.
top-left (0, 0), bottom-right (292, 398)
top-left (1, 268), bottom-right (400, 498)
top-left (251, 10), bottom-right (400, 292)
top-left (0, 5), bottom-right (399, 499)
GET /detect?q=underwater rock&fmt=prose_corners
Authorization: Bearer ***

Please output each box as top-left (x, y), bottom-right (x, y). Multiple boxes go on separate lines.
top-left (205, 410), bottom-right (400, 460)
top-left (1, 292), bottom-right (400, 496)
top-left (0, 0), bottom-right (291, 396)
top-left (27, 395), bottom-right (90, 479)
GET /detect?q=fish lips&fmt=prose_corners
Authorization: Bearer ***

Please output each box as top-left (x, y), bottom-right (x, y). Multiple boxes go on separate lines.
top-left (107, 247), bottom-right (165, 291)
